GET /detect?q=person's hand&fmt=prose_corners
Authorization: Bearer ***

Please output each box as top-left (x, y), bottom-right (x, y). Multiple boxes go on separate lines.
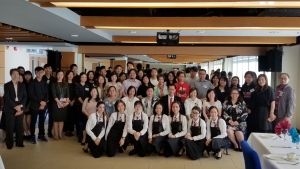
top-left (134, 132), bottom-right (141, 141)
top-left (119, 138), bottom-right (125, 147)
top-left (94, 138), bottom-right (100, 146)
top-left (247, 109), bottom-right (251, 114)
top-left (40, 101), bottom-right (47, 107)
top-left (229, 120), bottom-right (234, 126)
top-left (169, 135), bottom-right (176, 139)
top-left (233, 121), bottom-right (239, 125)
top-left (39, 105), bottom-right (45, 110)
top-left (148, 138), bottom-right (153, 144)
top-left (152, 134), bottom-right (159, 138)
top-left (205, 139), bottom-right (211, 146)
top-left (58, 102), bottom-right (64, 108)
top-left (270, 113), bottom-right (276, 121)
top-left (70, 100), bottom-right (75, 107)
top-left (63, 102), bottom-right (69, 107)
top-left (14, 105), bottom-right (21, 112)
top-left (15, 111), bottom-right (23, 116)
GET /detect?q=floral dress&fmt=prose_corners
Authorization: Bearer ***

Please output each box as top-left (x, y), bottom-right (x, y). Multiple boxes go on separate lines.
top-left (223, 100), bottom-right (248, 132)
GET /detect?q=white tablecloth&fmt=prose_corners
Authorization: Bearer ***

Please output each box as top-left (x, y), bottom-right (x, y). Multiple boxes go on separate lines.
top-left (261, 154), bottom-right (300, 169)
top-left (248, 133), bottom-right (300, 169)
top-left (0, 156), bottom-right (5, 169)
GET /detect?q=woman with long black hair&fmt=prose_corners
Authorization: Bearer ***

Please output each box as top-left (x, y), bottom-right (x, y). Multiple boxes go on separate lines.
top-left (23, 70), bottom-right (33, 139)
top-left (147, 102), bottom-right (170, 155)
top-left (164, 101), bottom-right (187, 157)
top-left (64, 70), bottom-right (76, 137)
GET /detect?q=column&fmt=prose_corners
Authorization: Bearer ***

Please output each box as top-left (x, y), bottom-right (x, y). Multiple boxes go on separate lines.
top-left (0, 46), bottom-right (4, 95)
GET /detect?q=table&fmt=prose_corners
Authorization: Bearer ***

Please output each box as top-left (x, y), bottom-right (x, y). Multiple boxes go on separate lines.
top-left (248, 133), bottom-right (300, 169)
top-left (0, 156), bottom-right (5, 169)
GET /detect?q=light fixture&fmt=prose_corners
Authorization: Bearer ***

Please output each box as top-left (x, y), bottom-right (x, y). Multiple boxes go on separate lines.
top-left (197, 31), bottom-right (206, 34)
top-left (129, 31), bottom-right (138, 34)
top-left (71, 35), bottom-right (79, 37)
top-left (269, 31), bottom-right (279, 33)
top-left (5, 38), bottom-right (13, 40)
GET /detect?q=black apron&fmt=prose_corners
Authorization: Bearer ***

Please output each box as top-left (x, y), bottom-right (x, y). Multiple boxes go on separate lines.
top-left (106, 113), bottom-right (128, 157)
top-left (149, 115), bottom-right (168, 153)
top-left (181, 119), bottom-right (206, 160)
top-left (87, 114), bottom-right (105, 157)
top-left (166, 115), bottom-right (183, 155)
top-left (207, 119), bottom-right (229, 153)
top-left (130, 113), bottom-right (148, 157)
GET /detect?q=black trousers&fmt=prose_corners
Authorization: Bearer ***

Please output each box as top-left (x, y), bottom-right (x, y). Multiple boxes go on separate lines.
top-left (88, 137), bottom-right (105, 158)
top-left (64, 105), bottom-right (75, 132)
top-left (47, 102), bottom-right (53, 135)
top-left (5, 111), bottom-right (24, 148)
top-left (30, 109), bottom-right (46, 136)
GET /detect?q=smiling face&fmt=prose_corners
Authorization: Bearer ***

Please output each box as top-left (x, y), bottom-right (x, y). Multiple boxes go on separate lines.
top-left (134, 103), bottom-right (142, 114)
top-left (155, 104), bottom-right (163, 116)
top-left (219, 78), bottom-right (226, 87)
top-left (146, 88), bottom-right (154, 97)
top-left (198, 70), bottom-right (206, 81)
top-left (143, 76), bottom-right (149, 84)
top-left (192, 109), bottom-right (200, 120)
top-left (80, 74), bottom-right (87, 83)
top-left (208, 90), bottom-right (215, 100)
top-left (189, 90), bottom-right (197, 98)
top-left (210, 107), bottom-right (218, 120)
top-left (172, 102), bottom-right (180, 115)
top-left (57, 72), bottom-right (64, 81)
top-left (108, 87), bottom-right (116, 97)
top-left (245, 74), bottom-right (253, 84)
top-left (97, 103), bottom-right (105, 113)
top-left (90, 88), bottom-right (98, 98)
top-left (117, 102), bottom-right (125, 113)
top-left (11, 70), bottom-right (20, 82)
top-left (230, 89), bottom-right (239, 101)
top-left (128, 87), bottom-right (136, 97)
top-left (258, 76), bottom-right (266, 87)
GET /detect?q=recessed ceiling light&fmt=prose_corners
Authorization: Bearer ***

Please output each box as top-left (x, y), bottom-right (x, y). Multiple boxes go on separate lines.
top-left (268, 2), bottom-right (274, 5)
top-left (197, 31), bottom-right (205, 33)
top-left (5, 38), bottom-right (13, 40)
top-left (129, 31), bottom-right (138, 34)
top-left (71, 35), bottom-right (79, 37)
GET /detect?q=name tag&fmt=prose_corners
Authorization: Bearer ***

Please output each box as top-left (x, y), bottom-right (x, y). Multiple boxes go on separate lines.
top-left (47, 80), bottom-right (50, 84)
top-left (250, 88), bottom-right (255, 93)
top-left (279, 91), bottom-right (283, 96)
top-left (221, 90), bottom-right (225, 93)
top-left (60, 98), bottom-right (64, 102)
top-left (238, 88), bottom-right (241, 91)
top-left (85, 88), bottom-right (89, 91)
top-left (203, 85), bottom-right (207, 88)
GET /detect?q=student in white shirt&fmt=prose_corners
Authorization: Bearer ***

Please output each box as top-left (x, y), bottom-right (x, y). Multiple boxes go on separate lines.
top-left (202, 89), bottom-right (222, 121)
top-left (85, 101), bottom-right (107, 158)
top-left (105, 100), bottom-right (129, 157)
top-left (127, 101), bottom-right (149, 157)
top-left (179, 106), bottom-right (206, 160)
top-left (142, 86), bottom-right (157, 118)
top-left (122, 86), bottom-right (139, 116)
top-left (150, 68), bottom-right (159, 86)
top-left (205, 106), bottom-right (229, 160)
top-left (184, 87), bottom-right (202, 121)
top-left (164, 101), bottom-right (187, 157)
top-left (148, 102), bottom-right (170, 155)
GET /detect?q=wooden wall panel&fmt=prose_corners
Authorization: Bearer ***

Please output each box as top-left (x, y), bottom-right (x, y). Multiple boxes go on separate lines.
top-left (112, 60), bottom-right (126, 71)
top-left (0, 68), bottom-right (5, 84)
top-left (61, 52), bottom-right (75, 71)
top-left (0, 46), bottom-right (5, 88)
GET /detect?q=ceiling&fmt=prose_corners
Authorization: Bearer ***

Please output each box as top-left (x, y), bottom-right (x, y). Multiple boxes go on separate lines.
top-left (1, 0), bottom-right (300, 63)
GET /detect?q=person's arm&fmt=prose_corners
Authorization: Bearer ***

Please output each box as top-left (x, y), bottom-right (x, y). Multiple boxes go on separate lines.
top-left (269, 88), bottom-right (276, 119)
top-left (286, 88), bottom-right (296, 118)
top-left (98, 116), bottom-right (106, 140)
top-left (237, 102), bottom-right (248, 123)
top-left (217, 101), bottom-right (222, 117)
top-left (122, 116), bottom-right (128, 138)
top-left (159, 115), bottom-right (170, 136)
top-left (127, 114), bottom-right (135, 134)
top-left (118, 83), bottom-right (123, 99)
top-left (184, 100), bottom-right (191, 121)
top-left (206, 120), bottom-right (211, 140)
top-left (213, 119), bottom-right (227, 138)
top-left (222, 101), bottom-right (231, 124)
top-left (82, 98), bottom-right (90, 116)
top-left (75, 85), bottom-right (84, 103)
top-left (86, 114), bottom-right (97, 140)
top-left (202, 102), bottom-right (209, 121)
top-left (193, 119), bottom-right (207, 141)
top-left (28, 82), bottom-right (40, 103)
top-left (175, 115), bottom-right (187, 138)
top-left (19, 84), bottom-right (27, 111)
top-left (140, 112), bottom-right (149, 136)
top-left (105, 113), bottom-right (115, 140)
top-left (148, 115), bottom-right (154, 138)
top-left (186, 120), bottom-right (192, 136)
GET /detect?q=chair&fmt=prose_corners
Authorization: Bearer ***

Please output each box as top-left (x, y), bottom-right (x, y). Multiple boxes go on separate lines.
top-left (240, 140), bottom-right (262, 169)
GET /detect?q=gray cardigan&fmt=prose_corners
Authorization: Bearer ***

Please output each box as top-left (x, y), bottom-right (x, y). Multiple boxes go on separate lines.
top-left (275, 84), bottom-right (296, 119)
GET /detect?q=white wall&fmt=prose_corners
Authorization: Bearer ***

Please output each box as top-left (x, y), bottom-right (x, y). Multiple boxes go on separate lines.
top-left (282, 45), bottom-right (300, 129)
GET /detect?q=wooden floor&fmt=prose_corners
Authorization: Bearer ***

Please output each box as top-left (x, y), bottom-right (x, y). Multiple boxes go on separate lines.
top-left (0, 127), bottom-right (245, 169)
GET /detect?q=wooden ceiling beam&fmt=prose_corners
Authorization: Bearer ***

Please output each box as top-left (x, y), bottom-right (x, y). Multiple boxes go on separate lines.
top-left (113, 36), bottom-right (296, 44)
top-left (82, 17), bottom-right (300, 30)
top-left (79, 46), bottom-right (272, 56)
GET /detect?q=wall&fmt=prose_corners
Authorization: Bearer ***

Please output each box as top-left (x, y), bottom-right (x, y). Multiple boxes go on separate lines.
top-left (149, 64), bottom-right (186, 72)
top-left (84, 58), bottom-right (111, 72)
top-left (0, 46), bottom-right (4, 95)
top-left (282, 45), bottom-right (300, 129)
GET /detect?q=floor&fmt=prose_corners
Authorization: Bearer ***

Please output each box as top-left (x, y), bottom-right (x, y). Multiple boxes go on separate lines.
top-left (0, 116), bottom-right (245, 169)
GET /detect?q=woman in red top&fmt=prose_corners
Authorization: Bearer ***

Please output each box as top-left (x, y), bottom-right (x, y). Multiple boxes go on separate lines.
top-left (175, 71), bottom-right (190, 102)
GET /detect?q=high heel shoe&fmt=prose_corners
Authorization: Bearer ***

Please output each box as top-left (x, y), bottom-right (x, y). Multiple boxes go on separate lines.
top-left (206, 150), bottom-right (210, 157)
top-left (82, 148), bottom-right (88, 153)
top-left (176, 148), bottom-right (185, 157)
top-left (216, 152), bottom-right (222, 160)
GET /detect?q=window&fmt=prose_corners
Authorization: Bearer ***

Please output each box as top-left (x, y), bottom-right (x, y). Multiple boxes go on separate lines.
top-left (232, 56), bottom-right (271, 85)
top-left (213, 59), bottom-right (223, 71)
top-left (200, 62), bottom-right (209, 72)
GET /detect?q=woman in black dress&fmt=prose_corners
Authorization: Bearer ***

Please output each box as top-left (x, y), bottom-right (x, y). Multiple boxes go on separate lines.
top-left (86, 101), bottom-right (107, 158)
top-left (105, 100), bottom-right (129, 157)
top-left (179, 106), bottom-right (206, 160)
top-left (147, 102), bottom-right (170, 155)
top-left (4, 68), bottom-right (27, 149)
top-left (87, 70), bottom-right (95, 88)
top-left (214, 76), bottom-right (230, 104)
top-left (52, 70), bottom-right (69, 140)
top-left (23, 70), bottom-right (33, 139)
top-left (251, 74), bottom-right (276, 133)
top-left (205, 106), bottom-right (229, 160)
top-left (241, 71), bottom-right (257, 138)
top-left (75, 72), bottom-right (90, 143)
top-left (137, 75), bottom-right (154, 99)
top-left (127, 101), bottom-right (149, 157)
top-left (65, 70), bottom-right (76, 137)
top-left (164, 101), bottom-right (187, 157)
top-left (223, 88), bottom-right (248, 151)
top-left (165, 71), bottom-right (177, 87)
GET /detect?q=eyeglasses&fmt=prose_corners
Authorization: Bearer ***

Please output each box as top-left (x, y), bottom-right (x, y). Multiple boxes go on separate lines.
top-left (231, 93), bottom-right (239, 95)
top-left (192, 112), bottom-right (200, 115)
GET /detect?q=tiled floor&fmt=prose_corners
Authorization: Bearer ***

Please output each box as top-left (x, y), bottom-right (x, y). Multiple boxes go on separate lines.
top-left (0, 133), bottom-right (245, 169)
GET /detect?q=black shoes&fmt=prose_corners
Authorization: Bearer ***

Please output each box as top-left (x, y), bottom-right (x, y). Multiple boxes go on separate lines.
top-left (48, 133), bottom-right (53, 138)
top-left (16, 144), bottom-right (25, 148)
top-left (129, 149), bottom-right (137, 156)
top-left (82, 148), bottom-right (88, 153)
top-left (176, 148), bottom-right (185, 157)
top-left (118, 147), bottom-right (124, 153)
top-left (65, 132), bottom-right (74, 137)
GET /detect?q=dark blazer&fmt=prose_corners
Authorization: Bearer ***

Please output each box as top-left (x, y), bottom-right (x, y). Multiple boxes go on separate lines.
top-left (159, 95), bottom-right (184, 116)
top-left (3, 81), bottom-right (27, 113)
top-left (28, 79), bottom-right (49, 111)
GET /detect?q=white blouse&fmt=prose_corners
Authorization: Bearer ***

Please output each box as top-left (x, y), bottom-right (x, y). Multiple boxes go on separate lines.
top-left (121, 96), bottom-right (140, 116)
top-left (168, 114), bottom-right (188, 138)
top-left (206, 118), bottom-right (227, 140)
top-left (150, 78), bottom-right (158, 86)
top-left (186, 118), bottom-right (206, 141)
top-left (105, 112), bottom-right (127, 141)
top-left (86, 112), bottom-right (107, 141)
top-left (184, 97), bottom-right (203, 116)
top-left (127, 112), bottom-right (149, 136)
top-left (148, 114), bottom-right (170, 138)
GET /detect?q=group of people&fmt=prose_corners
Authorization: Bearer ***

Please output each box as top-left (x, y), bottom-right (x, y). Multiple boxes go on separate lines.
top-left (0, 62), bottom-right (296, 161)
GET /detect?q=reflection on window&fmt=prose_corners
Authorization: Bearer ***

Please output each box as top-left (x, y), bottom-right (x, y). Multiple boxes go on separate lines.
top-left (232, 56), bottom-right (271, 86)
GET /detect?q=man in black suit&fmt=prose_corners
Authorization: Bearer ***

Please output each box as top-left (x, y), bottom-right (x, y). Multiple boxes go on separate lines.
top-left (159, 84), bottom-right (183, 116)
top-left (28, 67), bottom-right (49, 144)
top-left (4, 68), bottom-right (27, 149)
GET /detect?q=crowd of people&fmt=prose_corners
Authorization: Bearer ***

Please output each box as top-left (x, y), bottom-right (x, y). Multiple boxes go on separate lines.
top-left (0, 61), bottom-right (296, 160)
